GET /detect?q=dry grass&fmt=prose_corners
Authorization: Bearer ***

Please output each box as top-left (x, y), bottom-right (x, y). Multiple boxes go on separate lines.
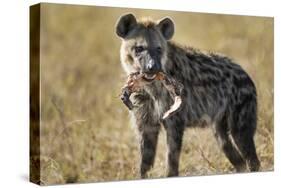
top-left (34, 3), bottom-right (273, 185)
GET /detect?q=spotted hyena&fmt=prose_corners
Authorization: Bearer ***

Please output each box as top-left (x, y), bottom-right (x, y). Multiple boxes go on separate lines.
top-left (115, 13), bottom-right (260, 178)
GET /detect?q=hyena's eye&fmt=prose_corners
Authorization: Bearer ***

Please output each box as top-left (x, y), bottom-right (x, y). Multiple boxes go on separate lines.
top-left (134, 46), bottom-right (145, 54)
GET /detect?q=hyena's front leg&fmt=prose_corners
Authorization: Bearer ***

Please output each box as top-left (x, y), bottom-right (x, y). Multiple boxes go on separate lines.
top-left (138, 124), bottom-right (160, 178)
top-left (132, 93), bottom-right (160, 178)
top-left (164, 118), bottom-right (184, 177)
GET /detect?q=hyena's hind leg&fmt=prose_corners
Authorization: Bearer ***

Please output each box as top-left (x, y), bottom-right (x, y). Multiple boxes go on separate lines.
top-left (213, 116), bottom-right (247, 172)
top-left (230, 97), bottom-right (260, 172)
top-left (132, 93), bottom-right (160, 178)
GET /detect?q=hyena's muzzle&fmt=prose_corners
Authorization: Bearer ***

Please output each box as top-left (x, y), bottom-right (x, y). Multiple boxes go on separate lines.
top-left (139, 49), bottom-right (162, 80)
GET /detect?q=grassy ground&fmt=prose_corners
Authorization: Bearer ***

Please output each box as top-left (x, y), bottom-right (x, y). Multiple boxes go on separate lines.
top-left (34, 3), bottom-right (273, 185)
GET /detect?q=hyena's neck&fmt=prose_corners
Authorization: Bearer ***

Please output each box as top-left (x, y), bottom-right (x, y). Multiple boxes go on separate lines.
top-left (163, 41), bottom-right (230, 85)
top-left (163, 41), bottom-right (196, 83)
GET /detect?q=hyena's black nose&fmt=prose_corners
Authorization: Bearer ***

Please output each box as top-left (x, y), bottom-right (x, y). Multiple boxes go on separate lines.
top-left (147, 61), bottom-right (154, 70)
top-left (147, 60), bottom-right (160, 73)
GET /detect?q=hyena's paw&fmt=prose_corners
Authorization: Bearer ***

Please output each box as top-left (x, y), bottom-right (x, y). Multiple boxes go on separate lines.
top-left (120, 88), bottom-right (134, 110)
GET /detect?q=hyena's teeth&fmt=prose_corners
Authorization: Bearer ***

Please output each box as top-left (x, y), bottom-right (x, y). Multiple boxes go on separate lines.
top-left (144, 74), bottom-right (156, 80)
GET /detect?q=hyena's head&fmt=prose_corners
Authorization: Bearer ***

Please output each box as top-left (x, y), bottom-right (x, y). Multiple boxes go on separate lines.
top-left (116, 13), bottom-right (174, 79)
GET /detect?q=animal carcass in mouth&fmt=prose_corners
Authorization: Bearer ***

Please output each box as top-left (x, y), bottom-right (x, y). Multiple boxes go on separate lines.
top-left (120, 72), bottom-right (184, 120)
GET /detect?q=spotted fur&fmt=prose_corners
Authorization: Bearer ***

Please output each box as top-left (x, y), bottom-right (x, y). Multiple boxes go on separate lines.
top-left (116, 14), bottom-right (260, 178)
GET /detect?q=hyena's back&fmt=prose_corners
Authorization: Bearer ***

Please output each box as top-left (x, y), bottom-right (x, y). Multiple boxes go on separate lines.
top-left (161, 42), bottom-right (257, 130)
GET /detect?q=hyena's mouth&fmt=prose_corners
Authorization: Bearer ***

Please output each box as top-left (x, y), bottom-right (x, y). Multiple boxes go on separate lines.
top-left (143, 73), bottom-right (157, 82)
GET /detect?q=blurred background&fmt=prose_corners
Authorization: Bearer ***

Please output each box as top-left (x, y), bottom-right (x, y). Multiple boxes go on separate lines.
top-left (32, 3), bottom-right (273, 185)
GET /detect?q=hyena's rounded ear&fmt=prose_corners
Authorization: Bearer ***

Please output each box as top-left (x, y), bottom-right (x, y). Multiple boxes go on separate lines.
top-left (157, 17), bottom-right (174, 40)
top-left (116, 13), bottom-right (137, 38)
